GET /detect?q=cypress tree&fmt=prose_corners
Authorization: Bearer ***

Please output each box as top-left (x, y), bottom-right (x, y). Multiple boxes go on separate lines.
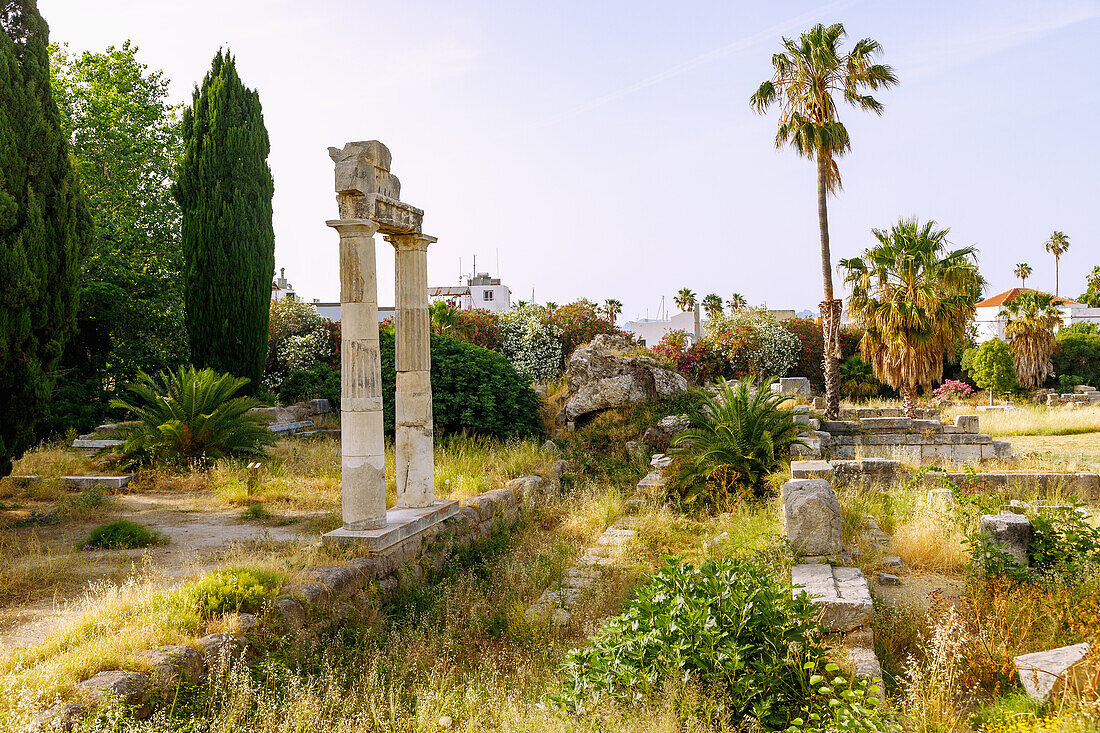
top-left (0, 0), bottom-right (90, 476)
top-left (173, 50), bottom-right (274, 391)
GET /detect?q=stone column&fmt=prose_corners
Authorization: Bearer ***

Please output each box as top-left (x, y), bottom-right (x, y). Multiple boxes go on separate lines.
top-left (329, 219), bottom-right (387, 530)
top-left (386, 232), bottom-right (437, 508)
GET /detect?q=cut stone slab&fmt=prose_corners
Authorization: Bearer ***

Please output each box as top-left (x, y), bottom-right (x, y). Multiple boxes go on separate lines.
top-left (876, 573), bottom-right (901, 586)
top-left (322, 500), bottom-right (459, 551)
top-left (782, 479), bottom-right (842, 556)
top-left (790, 460), bottom-right (835, 481)
top-left (1015, 643), bottom-right (1092, 702)
top-left (791, 564), bottom-right (873, 632)
top-left (955, 415), bottom-right (980, 433)
top-left (847, 644), bottom-right (883, 682)
top-left (62, 475), bottom-right (133, 490)
top-left (71, 438), bottom-right (124, 451)
top-left (980, 512), bottom-right (1032, 567)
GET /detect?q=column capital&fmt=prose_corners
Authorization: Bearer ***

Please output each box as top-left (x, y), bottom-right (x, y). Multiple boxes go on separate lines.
top-left (385, 232), bottom-right (437, 251)
top-left (326, 219), bottom-right (380, 237)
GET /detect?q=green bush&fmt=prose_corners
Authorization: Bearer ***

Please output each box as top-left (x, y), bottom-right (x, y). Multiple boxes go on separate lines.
top-left (667, 377), bottom-right (804, 512)
top-left (279, 363), bottom-right (340, 407)
top-left (1028, 508), bottom-right (1100, 572)
top-left (111, 366), bottom-right (276, 466)
top-left (379, 329), bottom-right (541, 440)
top-left (1052, 331), bottom-right (1100, 387)
top-left (961, 339), bottom-right (1018, 401)
top-left (185, 567), bottom-right (281, 619)
top-left (556, 559), bottom-right (823, 727)
top-left (85, 520), bottom-right (168, 550)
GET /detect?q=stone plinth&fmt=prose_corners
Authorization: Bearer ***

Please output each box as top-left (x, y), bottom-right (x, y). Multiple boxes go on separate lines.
top-left (790, 460), bottom-right (835, 481)
top-left (782, 479), bottom-right (842, 556)
top-left (980, 512), bottom-right (1032, 566)
top-left (322, 501), bottom-right (459, 552)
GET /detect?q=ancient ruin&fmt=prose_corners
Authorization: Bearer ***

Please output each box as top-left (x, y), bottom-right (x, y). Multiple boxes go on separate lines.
top-left (322, 141), bottom-right (457, 549)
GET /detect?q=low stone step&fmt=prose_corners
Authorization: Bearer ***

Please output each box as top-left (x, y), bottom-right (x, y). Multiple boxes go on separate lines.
top-left (71, 438), bottom-right (124, 451)
top-left (791, 564), bottom-right (873, 632)
top-left (268, 420), bottom-right (314, 434)
top-left (63, 475), bottom-right (133, 490)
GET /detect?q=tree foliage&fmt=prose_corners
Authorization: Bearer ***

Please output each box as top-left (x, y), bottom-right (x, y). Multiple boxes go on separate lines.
top-left (46, 41), bottom-right (186, 434)
top-left (1000, 291), bottom-right (1062, 389)
top-left (173, 50), bottom-right (274, 391)
top-left (0, 0), bottom-right (91, 476)
top-left (548, 299), bottom-right (619, 361)
top-left (1079, 266), bottom-right (1100, 308)
top-left (962, 339), bottom-right (1018, 401)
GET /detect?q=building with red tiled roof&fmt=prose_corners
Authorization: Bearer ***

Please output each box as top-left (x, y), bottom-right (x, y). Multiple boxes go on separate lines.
top-left (975, 288), bottom-right (1100, 342)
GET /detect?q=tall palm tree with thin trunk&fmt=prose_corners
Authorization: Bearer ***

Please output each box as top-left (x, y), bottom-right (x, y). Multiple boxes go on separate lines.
top-left (1044, 231), bottom-right (1070, 296)
top-left (840, 217), bottom-right (984, 418)
top-left (751, 23), bottom-right (897, 419)
top-left (674, 288), bottom-right (697, 313)
top-left (602, 298), bottom-right (622, 324)
top-left (1000, 291), bottom-right (1062, 389)
top-left (726, 293), bottom-right (747, 312)
top-left (702, 293), bottom-right (724, 318)
top-left (1014, 263), bottom-right (1032, 289)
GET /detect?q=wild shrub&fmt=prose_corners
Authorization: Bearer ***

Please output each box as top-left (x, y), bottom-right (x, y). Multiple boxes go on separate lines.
top-left (1028, 508), bottom-right (1100, 572)
top-left (112, 366), bottom-right (276, 466)
top-left (1052, 331), bottom-right (1100, 387)
top-left (839, 354), bottom-right (880, 400)
top-left (279, 363), bottom-right (340, 407)
top-left (548, 299), bottom-right (619, 361)
top-left (85, 520), bottom-right (168, 549)
top-left (667, 377), bottom-right (803, 512)
top-left (497, 303), bottom-right (563, 381)
top-left (556, 558), bottom-right (823, 728)
top-left (184, 567), bottom-right (281, 619)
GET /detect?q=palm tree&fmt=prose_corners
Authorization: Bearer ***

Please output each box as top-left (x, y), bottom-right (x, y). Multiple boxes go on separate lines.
top-left (674, 288), bottom-right (697, 313)
top-left (726, 292), bottom-right (748, 312)
top-left (602, 298), bottom-right (623, 324)
top-left (1014, 263), bottom-right (1032, 289)
top-left (751, 23), bottom-right (897, 420)
top-left (1081, 266), bottom-right (1100, 307)
top-left (702, 294), bottom-right (724, 318)
top-left (429, 300), bottom-right (474, 339)
top-left (1044, 231), bottom-right (1070, 296)
top-left (1000, 291), bottom-right (1062, 389)
top-left (839, 217), bottom-right (984, 418)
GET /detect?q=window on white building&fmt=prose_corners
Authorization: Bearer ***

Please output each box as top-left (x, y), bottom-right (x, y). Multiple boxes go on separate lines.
top-left (483, 291), bottom-right (494, 301)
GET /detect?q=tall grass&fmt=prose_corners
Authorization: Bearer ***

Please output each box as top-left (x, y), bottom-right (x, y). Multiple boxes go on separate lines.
top-left (941, 404), bottom-right (1100, 437)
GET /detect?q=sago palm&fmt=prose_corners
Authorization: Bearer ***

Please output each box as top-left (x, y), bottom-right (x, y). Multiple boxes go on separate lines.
top-left (1044, 231), bottom-right (1070, 296)
top-left (1000, 291), bottom-right (1062, 389)
top-left (1014, 263), bottom-right (1032, 289)
top-left (839, 217), bottom-right (984, 418)
top-left (751, 22), bottom-right (897, 420)
top-left (670, 377), bottom-right (805, 511)
top-left (112, 367), bottom-right (275, 466)
top-left (674, 288), bottom-right (697, 313)
top-left (702, 294), bottom-right (724, 319)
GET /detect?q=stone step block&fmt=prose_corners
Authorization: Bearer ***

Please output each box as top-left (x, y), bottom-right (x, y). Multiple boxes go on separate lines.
top-left (61, 475), bottom-right (134, 490)
top-left (861, 417), bottom-right (912, 432)
top-left (790, 460), bottom-right (835, 480)
top-left (791, 564), bottom-right (873, 632)
top-left (1015, 643), bottom-right (1093, 701)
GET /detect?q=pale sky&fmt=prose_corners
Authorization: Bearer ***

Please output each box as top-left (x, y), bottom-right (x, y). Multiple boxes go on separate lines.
top-left (41, 0), bottom-right (1100, 322)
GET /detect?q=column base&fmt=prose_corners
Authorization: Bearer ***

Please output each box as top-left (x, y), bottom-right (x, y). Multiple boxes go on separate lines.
top-left (322, 500), bottom-right (459, 551)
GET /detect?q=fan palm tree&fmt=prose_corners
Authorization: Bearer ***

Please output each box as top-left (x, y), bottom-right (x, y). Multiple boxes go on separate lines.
top-left (1044, 231), bottom-right (1070, 296)
top-left (602, 298), bottom-right (623, 324)
top-left (1000, 291), bottom-right (1063, 389)
top-left (674, 288), bottom-right (697, 313)
top-left (1014, 263), bottom-right (1032, 289)
top-left (839, 217), bottom-right (984, 418)
top-left (751, 23), bottom-right (897, 420)
top-left (726, 293), bottom-right (748, 312)
top-left (429, 301), bottom-right (474, 339)
top-left (702, 294), bottom-right (724, 318)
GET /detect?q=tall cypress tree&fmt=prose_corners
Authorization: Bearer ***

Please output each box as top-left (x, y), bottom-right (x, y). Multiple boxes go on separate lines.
top-left (173, 50), bottom-right (274, 391)
top-left (0, 0), bottom-right (90, 476)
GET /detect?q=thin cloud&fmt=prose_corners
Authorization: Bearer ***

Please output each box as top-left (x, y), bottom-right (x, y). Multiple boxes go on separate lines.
top-left (538, 0), bottom-right (860, 127)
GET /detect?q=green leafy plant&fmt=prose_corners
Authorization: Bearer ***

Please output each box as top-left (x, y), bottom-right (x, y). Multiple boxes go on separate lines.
top-left (788, 661), bottom-right (891, 733)
top-left (1028, 508), bottom-right (1100, 572)
top-left (85, 520), bottom-right (168, 550)
top-left (279, 363), bottom-right (340, 408)
top-left (184, 567), bottom-right (281, 619)
top-left (667, 376), bottom-right (804, 511)
top-left (962, 339), bottom-right (1019, 405)
top-left (838, 354), bottom-right (880, 400)
top-left (556, 559), bottom-right (823, 728)
top-left (965, 530), bottom-right (1028, 581)
top-left (111, 366), bottom-right (276, 466)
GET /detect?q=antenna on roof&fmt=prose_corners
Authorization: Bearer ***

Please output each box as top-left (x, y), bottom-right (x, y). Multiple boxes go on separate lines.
top-left (496, 248), bottom-right (500, 278)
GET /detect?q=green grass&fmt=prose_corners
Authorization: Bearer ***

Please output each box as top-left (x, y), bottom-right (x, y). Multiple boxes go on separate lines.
top-left (84, 520), bottom-right (168, 550)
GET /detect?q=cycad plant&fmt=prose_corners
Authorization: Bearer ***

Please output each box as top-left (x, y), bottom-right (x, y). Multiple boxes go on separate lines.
top-left (1000, 291), bottom-right (1063, 389)
top-left (840, 217), bottom-right (984, 418)
top-left (839, 354), bottom-right (880, 400)
top-left (112, 367), bottom-right (275, 466)
top-left (669, 377), bottom-right (804, 511)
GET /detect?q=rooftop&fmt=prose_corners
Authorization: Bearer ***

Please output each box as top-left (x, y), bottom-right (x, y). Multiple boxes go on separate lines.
top-left (975, 287), bottom-right (1084, 309)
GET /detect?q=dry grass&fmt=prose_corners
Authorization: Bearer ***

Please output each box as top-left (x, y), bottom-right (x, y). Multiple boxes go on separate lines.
top-left (7, 445), bottom-right (98, 480)
top-left (941, 404), bottom-right (1100, 437)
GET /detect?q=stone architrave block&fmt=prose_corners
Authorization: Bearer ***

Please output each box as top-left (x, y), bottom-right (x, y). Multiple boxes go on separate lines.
top-left (791, 564), bottom-right (873, 632)
top-left (1014, 643), bottom-right (1093, 701)
top-left (778, 377), bottom-right (811, 396)
top-left (955, 415), bottom-right (979, 434)
top-left (790, 461), bottom-right (835, 481)
top-left (980, 513), bottom-right (1032, 566)
top-left (782, 479), bottom-right (842, 556)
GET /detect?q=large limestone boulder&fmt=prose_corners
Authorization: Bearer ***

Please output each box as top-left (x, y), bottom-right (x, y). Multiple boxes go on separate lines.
top-left (559, 335), bottom-right (688, 422)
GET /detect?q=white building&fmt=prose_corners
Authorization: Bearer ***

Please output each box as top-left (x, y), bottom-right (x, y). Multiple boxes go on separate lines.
top-left (429, 272), bottom-right (511, 313)
top-left (271, 268), bottom-right (297, 302)
top-left (624, 310), bottom-right (701, 348)
top-left (974, 288), bottom-right (1100, 342)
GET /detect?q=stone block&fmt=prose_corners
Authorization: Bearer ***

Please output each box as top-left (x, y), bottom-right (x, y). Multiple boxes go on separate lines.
top-left (196, 633), bottom-right (246, 669)
top-left (847, 645), bottom-right (883, 683)
top-left (955, 415), bottom-right (979, 434)
top-left (482, 488), bottom-right (518, 511)
top-left (782, 479), bottom-right (842, 556)
top-left (876, 573), bottom-right (901, 586)
top-left (309, 398), bottom-right (333, 415)
top-left (62, 475), bottom-right (133, 490)
top-left (777, 377), bottom-right (811, 396)
top-left (822, 420), bottom-right (857, 434)
top-left (791, 564), bottom-right (873, 632)
top-left (980, 513), bottom-right (1032, 566)
top-left (910, 419), bottom-right (943, 433)
top-left (462, 495), bottom-right (496, 522)
top-left (861, 417), bottom-right (912, 432)
top-left (347, 556), bottom-right (385, 579)
top-left (271, 597), bottom-right (308, 631)
top-left (299, 566), bottom-right (361, 598)
top-left (813, 396), bottom-right (826, 410)
top-left (281, 582), bottom-right (332, 610)
top-left (993, 441), bottom-right (1013, 459)
top-left (950, 444), bottom-right (983, 463)
top-left (28, 703), bottom-right (86, 732)
top-left (1015, 643), bottom-right (1092, 701)
top-left (138, 645), bottom-right (205, 687)
top-left (790, 460), bottom-right (835, 481)
top-left (77, 671), bottom-right (153, 714)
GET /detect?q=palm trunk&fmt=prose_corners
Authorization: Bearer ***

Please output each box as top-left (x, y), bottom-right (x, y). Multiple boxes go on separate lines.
top-left (817, 151), bottom-right (841, 420)
top-left (901, 384), bottom-right (918, 418)
top-left (1055, 257), bottom-right (1060, 297)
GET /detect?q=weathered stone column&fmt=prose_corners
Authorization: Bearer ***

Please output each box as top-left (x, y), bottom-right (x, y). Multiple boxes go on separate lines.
top-left (329, 219), bottom-right (387, 529)
top-left (386, 232), bottom-right (437, 508)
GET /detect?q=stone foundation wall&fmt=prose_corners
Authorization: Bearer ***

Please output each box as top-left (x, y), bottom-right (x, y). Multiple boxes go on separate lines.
top-left (818, 415), bottom-right (1011, 464)
top-left (30, 462), bottom-right (570, 731)
top-left (931, 471), bottom-right (1100, 500)
top-left (831, 407), bottom-right (941, 421)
